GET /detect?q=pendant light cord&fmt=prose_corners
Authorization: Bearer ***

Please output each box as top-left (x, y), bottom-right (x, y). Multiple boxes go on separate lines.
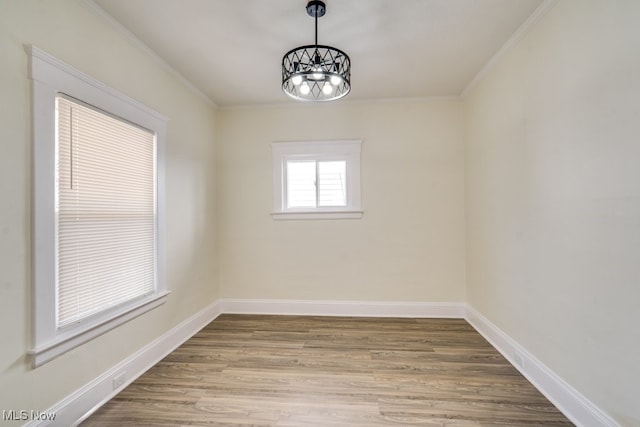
top-left (314, 8), bottom-right (318, 47)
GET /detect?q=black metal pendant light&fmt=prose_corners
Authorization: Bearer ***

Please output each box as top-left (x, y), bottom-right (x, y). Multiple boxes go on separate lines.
top-left (282, 0), bottom-right (351, 102)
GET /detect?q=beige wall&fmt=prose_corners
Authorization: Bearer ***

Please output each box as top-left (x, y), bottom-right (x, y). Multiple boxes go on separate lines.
top-left (217, 101), bottom-right (466, 302)
top-left (0, 0), bottom-right (218, 416)
top-left (464, 0), bottom-right (640, 424)
top-left (2, 0), bottom-right (637, 424)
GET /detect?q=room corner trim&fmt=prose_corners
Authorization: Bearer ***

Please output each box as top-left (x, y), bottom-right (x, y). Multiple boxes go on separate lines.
top-left (460, 0), bottom-right (559, 98)
top-left (26, 300), bottom-right (222, 427)
top-left (219, 298), bottom-right (466, 318)
top-left (80, 0), bottom-right (217, 108)
top-left (464, 305), bottom-right (619, 427)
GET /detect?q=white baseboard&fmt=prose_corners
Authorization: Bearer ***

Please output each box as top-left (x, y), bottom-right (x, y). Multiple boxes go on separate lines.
top-left (30, 299), bottom-right (616, 427)
top-left (465, 305), bottom-right (619, 427)
top-left (220, 298), bottom-right (466, 318)
top-left (26, 300), bottom-right (222, 427)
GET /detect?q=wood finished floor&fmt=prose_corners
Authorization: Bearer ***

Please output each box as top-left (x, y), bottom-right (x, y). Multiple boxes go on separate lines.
top-left (83, 315), bottom-right (573, 426)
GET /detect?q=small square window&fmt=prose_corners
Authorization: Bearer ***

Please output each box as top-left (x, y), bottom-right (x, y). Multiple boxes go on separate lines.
top-left (286, 159), bottom-right (347, 208)
top-left (272, 140), bottom-right (362, 220)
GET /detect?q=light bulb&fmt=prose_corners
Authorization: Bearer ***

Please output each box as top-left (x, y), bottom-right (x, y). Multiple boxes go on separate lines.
top-left (322, 82), bottom-right (333, 95)
top-left (330, 75), bottom-right (342, 86)
top-left (300, 82), bottom-right (311, 95)
top-left (312, 66), bottom-right (323, 80)
top-left (292, 75), bottom-right (303, 85)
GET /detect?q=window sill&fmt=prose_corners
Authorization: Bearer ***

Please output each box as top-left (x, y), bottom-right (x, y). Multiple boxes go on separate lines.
top-left (271, 210), bottom-right (363, 220)
top-left (28, 291), bottom-right (170, 368)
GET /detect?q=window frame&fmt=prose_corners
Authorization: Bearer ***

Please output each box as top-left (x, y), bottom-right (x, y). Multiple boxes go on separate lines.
top-left (271, 139), bottom-right (363, 220)
top-left (28, 45), bottom-right (169, 367)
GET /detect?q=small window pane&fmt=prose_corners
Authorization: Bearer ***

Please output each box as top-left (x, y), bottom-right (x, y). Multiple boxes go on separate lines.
top-left (287, 160), bottom-right (316, 208)
top-left (318, 161), bottom-right (347, 207)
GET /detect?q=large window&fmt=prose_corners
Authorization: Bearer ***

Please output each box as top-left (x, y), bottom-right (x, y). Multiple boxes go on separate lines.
top-left (29, 46), bottom-right (168, 367)
top-left (272, 140), bottom-right (362, 220)
top-left (55, 96), bottom-right (156, 328)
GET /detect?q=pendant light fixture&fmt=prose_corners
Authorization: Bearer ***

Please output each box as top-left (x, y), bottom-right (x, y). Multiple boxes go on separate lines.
top-left (282, 0), bottom-right (351, 102)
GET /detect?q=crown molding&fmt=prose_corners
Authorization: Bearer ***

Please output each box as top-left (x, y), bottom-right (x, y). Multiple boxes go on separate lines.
top-left (81, 0), bottom-right (218, 109)
top-left (220, 95), bottom-right (461, 111)
top-left (461, 0), bottom-right (559, 98)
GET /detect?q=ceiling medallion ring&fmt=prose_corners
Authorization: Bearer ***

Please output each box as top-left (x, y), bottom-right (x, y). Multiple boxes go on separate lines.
top-left (282, 0), bottom-right (351, 102)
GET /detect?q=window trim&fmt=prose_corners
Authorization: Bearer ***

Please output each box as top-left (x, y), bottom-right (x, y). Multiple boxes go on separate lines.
top-left (271, 139), bottom-right (363, 220)
top-left (27, 45), bottom-right (169, 367)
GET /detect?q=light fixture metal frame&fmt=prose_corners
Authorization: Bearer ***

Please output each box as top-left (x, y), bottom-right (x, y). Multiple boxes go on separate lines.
top-left (282, 0), bottom-right (351, 102)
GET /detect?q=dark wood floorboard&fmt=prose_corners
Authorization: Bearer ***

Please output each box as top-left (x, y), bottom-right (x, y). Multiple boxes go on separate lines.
top-left (82, 315), bottom-right (573, 426)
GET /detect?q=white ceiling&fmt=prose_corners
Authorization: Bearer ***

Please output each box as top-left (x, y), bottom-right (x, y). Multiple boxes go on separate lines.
top-left (92, 0), bottom-right (543, 107)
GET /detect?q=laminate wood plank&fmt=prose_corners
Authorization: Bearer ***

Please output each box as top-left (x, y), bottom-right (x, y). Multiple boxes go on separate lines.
top-left (378, 398), bottom-right (572, 425)
top-left (83, 315), bottom-right (573, 426)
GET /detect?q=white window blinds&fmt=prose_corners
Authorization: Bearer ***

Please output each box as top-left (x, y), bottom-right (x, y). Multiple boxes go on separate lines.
top-left (55, 95), bottom-right (157, 328)
top-left (318, 160), bottom-right (346, 207)
top-left (286, 160), bottom-right (316, 208)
